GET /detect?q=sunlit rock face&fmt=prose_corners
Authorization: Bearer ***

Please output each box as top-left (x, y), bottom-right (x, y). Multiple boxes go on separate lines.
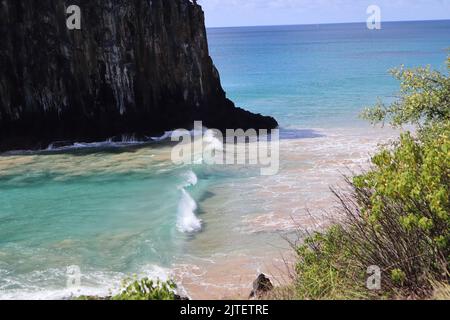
top-left (0, 0), bottom-right (277, 151)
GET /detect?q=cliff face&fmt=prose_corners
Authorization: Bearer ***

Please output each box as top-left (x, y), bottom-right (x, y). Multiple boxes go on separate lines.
top-left (0, 0), bottom-right (277, 151)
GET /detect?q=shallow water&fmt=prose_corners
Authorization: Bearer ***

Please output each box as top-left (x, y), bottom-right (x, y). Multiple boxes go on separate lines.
top-left (0, 20), bottom-right (449, 299)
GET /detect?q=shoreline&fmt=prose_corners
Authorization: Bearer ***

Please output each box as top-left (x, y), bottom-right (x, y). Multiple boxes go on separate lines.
top-left (172, 125), bottom-right (402, 299)
top-left (0, 124), bottom-right (401, 300)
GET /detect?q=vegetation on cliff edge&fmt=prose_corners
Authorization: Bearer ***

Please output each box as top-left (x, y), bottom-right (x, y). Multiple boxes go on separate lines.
top-left (275, 56), bottom-right (449, 300)
top-left (77, 278), bottom-right (177, 301)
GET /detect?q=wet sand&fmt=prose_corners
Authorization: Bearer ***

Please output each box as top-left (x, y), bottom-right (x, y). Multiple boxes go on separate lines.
top-left (173, 126), bottom-right (400, 299)
top-left (0, 125), bottom-right (400, 300)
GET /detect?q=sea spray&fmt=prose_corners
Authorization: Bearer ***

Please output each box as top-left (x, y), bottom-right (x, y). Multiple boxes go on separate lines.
top-left (183, 170), bottom-right (198, 187)
top-left (44, 135), bottom-right (148, 152)
top-left (0, 264), bottom-right (173, 300)
top-left (177, 170), bottom-right (202, 233)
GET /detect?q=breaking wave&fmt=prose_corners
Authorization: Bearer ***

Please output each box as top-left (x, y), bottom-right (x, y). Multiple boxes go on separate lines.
top-left (176, 170), bottom-right (202, 233)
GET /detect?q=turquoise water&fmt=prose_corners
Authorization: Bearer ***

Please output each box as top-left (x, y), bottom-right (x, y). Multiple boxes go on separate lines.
top-left (0, 20), bottom-right (449, 299)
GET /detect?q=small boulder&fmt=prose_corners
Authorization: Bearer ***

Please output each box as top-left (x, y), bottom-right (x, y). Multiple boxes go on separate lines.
top-left (249, 274), bottom-right (273, 299)
top-left (174, 294), bottom-right (190, 300)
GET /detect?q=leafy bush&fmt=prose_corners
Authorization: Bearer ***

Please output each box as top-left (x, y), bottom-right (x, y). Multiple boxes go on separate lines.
top-left (76, 278), bottom-right (177, 300)
top-left (361, 56), bottom-right (450, 127)
top-left (293, 56), bottom-right (449, 300)
top-left (294, 130), bottom-right (449, 299)
top-left (346, 129), bottom-right (449, 295)
top-left (112, 278), bottom-right (177, 300)
top-left (293, 226), bottom-right (370, 300)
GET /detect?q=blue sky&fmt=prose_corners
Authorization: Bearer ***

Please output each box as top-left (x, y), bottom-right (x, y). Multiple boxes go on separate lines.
top-left (198, 0), bottom-right (450, 28)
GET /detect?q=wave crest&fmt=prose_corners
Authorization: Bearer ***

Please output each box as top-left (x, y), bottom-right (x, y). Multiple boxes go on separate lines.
top-left (177, 170), bottom-right (201, 233)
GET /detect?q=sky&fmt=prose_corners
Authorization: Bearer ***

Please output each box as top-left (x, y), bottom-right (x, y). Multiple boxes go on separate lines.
top-left (198, 0), bottom-right (450, 28)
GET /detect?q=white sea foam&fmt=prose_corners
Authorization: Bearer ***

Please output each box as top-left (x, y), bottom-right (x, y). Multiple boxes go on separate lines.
top-left (203, 130), bottom-right (223, 151)
top-left (182, 170), bottom-right (198, 187)
top-left (151, 131), bottom-right (173, 142)
top-left (0, 264), bottom-right (174, 300)
top-left (177, 189), bottom-right (201, 233)
top-left (44, 136), bottom-right (147, 152)
top-left (0, 268), bottom-right (123, 300)
top-left (176, 170), bottom-right (202, 233)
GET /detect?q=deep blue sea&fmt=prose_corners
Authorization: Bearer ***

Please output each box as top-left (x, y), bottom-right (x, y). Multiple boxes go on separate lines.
top-left (208, 20), bottom-right (450, 127)
top-left (0, 20), bottom-right (449, 299)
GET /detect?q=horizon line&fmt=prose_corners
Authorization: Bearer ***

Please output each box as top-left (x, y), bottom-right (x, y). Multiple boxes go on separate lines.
top-left (206, 18), bottom-right (450, 30)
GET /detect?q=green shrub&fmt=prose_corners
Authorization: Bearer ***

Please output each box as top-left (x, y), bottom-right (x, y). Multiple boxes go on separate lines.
top-left (293, 56), bottom-right (449, 300)
top-left (351, 56), bottom-right (449, 296)
top-left (294, 127), bottom-right (449, 299)
top-left (361, 56), bottom-right (450, 127)
top-left (391, 269), bottom-right (406, 286)
top-left (293, 226), bottom-right (371, 300)
top-left (112, 278), bottom-right (177, 300)
top-left (76, 278), bottom-right (177, 300)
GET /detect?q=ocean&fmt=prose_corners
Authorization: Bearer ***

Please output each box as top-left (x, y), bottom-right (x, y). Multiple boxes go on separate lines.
top-left (0, 20), bottom-right (449, 299)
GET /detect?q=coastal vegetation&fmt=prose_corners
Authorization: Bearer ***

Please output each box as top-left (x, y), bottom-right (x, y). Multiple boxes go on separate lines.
top-left (77, 278), bottom-right (178, 300)
top-left (111, 278), bottom-right (177, 301)
top-left (271, 56), bottom-right (450, 300)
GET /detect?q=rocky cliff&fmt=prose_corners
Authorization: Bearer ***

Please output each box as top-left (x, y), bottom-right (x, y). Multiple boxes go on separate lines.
top-left (0, 0), bottom-right (277, 151)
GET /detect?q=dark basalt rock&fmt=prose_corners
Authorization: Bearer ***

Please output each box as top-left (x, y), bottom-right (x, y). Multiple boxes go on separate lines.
top-left (174, 294), bottom-right (190, 301)
top-left (0, 0), bottom-right (277, 152)
top-left (249, 274), bottom-right (274, 299)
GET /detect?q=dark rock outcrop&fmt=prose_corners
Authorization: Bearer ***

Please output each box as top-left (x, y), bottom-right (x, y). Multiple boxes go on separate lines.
top-left (0, 0), bottom-right (277, 151)
top-left (249, 274), bottom-right (274, 299)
